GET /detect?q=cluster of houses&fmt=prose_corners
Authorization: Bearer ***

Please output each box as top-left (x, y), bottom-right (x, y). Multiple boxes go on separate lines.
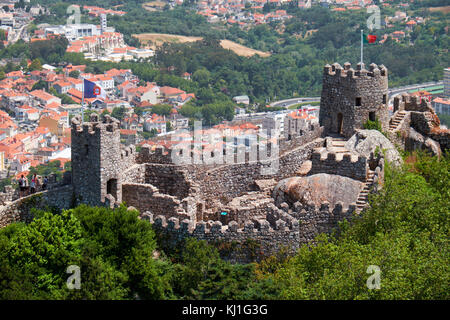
top-left (82, 5), bottom-right (127, 17)
top-left (188, 0), bottom-right (294, 27)
top-left (138, 107), bottom-right (320, 157)
top-left (30, 5), bottom-right (154, 62)
top-left (0, 2), bottom-right (47, 45)
top-left (327, 1), bottom-right (426, 44)
top-left (378, 10), bottom-right (425, 43)
top-left (139, 121), bottom-right (262, 156)
top-left (0, 60), bottom-right (198, 178)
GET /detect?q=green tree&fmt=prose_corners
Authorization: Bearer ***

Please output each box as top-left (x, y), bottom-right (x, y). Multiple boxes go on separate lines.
top-left (111, 106), bottom-right (127, 121)
top-left (151, 104), bottom-right (172, 116)
top-left (271, 152), bottom-right (450, 299)
top-left (192, 68), bottom-right (211, 88)
top-left (28, 58), bottom-right (42, 71)
top-left (69, 70), bottom-right (80, 78)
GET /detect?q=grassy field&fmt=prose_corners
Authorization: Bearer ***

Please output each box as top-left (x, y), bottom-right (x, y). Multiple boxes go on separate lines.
top-left (133, 33), bottom-right (202, 47)
top-left (142, 1), bottom-right (167, 11)
top-left (429, 6), bottom-right (450, 13)
top-left (133, 33), bottom-right (271, 58)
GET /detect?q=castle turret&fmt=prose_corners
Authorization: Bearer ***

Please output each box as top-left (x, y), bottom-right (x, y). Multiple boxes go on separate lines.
top-left (319, 62), bottom-right (389, 138)
top-left (71, 114), bottom-right (124, 207)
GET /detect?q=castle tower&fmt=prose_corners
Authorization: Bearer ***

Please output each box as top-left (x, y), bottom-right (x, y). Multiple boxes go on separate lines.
top-left (71, 114), bottom-right (123, 207)
top-left (319, 62), bottom-right (389, 138)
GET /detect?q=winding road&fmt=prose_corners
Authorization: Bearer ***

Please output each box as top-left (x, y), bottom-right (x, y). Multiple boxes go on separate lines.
top-left (269, 81), bottom-right (443, 108)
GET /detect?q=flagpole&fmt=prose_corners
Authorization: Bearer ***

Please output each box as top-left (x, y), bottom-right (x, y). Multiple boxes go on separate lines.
top-left (361, 29), bottom-right (363, 64)
top-left (81, 81), bottom-right (84, 123)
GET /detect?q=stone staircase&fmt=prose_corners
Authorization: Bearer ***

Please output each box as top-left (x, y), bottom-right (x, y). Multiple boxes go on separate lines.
top-left (329, 136), bottom-right (350, 153)
top-left (314, 135), bottom-right (360, 162)
top-left (355, 169), bottom-right (375, 213)
top-left (389, 111), bottom-right (406, 131)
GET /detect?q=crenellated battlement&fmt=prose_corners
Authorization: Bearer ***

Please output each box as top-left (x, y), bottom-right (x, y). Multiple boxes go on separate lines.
top-left (149, 194), bottom-right (359, 262)
top-left (393, 93), bottom-right (434, 113)
top-left (154, 214), bottom-right (299, 236)
top-left (289, 200), bottom-right (357, 217)
top-left (71, 114), bottom-right (121, 135)
top-left (310, 150), bottom-right (367, 181)
top-left (137, 145), bottom-right (174, 164)
top-left (311, 151), bottom-right (365, 163)
top-left (323, 62), bottom-right (388, 79)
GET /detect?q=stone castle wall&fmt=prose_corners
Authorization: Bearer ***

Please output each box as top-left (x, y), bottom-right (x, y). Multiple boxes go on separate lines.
top-left (392, 94), bottom-right (450, 152)
top-left (185, 138), bottom-right (324, 206)
top-left (0, 185), bottom-right (73, 228)
top-left (309, 152), bottom-right (367, 181)
top-left (144, 164), bottom-right (192, 199)
top-left (122, 183), bottom-right (196, 222)
top-left (149, 199), bottom-right (358, 263)
top-left (152, 210), bottom-right (300, 263)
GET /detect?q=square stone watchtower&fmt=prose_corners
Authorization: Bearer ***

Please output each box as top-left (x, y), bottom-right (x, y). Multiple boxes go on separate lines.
top-left (71, 114), bottom-right (123, 207)
top-left (319, 62), bottom-right (389, 138)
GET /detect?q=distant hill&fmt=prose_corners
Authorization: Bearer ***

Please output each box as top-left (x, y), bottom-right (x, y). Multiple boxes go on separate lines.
top-left (133, 33), bottom-right (271, 58)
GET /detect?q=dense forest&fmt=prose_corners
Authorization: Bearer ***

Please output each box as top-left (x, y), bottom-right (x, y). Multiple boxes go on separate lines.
top-left (0, 151), bottom-right (448, 299)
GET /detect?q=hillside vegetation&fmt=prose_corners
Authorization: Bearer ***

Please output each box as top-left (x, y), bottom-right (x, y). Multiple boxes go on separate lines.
top-left (0, 151), bottom-right (448, 299)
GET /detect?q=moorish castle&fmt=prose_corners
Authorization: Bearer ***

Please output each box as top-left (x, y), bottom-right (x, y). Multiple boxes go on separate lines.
top-left (0, 62), bottom-right (448, 262)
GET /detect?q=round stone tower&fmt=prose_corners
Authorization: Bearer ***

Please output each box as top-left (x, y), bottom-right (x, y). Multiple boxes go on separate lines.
top-left (319, 62), bottom-right (389, 138)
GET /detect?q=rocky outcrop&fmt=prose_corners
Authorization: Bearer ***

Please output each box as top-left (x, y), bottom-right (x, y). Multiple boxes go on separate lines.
top-left (345, 129), bottom-right (402, 166)
top-left (405, 127), bottom-right (442, 157)
top-left (273, 173), bottom-right (363, 208)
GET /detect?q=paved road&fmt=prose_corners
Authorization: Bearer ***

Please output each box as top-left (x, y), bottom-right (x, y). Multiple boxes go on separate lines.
top-left (9, 25), bottom-right (26, 44)
top-left (388, 81), bottom-right (443, 97)
top-left (269, 81), bottom-right (444, 108)
top-left (270, 97), bottom-right (321, 108)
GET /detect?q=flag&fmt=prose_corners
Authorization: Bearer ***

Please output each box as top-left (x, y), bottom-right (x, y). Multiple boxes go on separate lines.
top-left (363, 33), bottom-right (377, 44)
top-left (83, 79), bottom-right (106, 99)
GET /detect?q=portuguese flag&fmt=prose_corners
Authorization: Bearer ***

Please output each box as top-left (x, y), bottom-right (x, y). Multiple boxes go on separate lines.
top-left (363, 33), bottom-right (377, 44)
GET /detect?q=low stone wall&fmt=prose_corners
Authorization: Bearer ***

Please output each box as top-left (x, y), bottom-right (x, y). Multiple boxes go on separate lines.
top-left (152, 213), bottom-right (300, 264)
top-left (145, 197), bottom-right (362, 263)
top-left (122, 164), bottom-right (146, 184)
top-left (0, 185), bottom-right (73, 228)
top-left (279, 125), bottom-right (324, 154)
top-left (186, 138), bottom-right (324, 205)
top-left (219, 192), bottom-right (275, 227)
top-left (310, 151), bottom-right (367, 181)
top-left (144, 164), bottom-right (192, 199)
top-left (122, 183), bottom-right (195, 222)
top-left (286, 201), bottom-right (356, 242)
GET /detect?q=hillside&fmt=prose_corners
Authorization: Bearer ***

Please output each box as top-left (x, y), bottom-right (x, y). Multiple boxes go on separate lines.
top-left (133, 33), bottom-right (271, 58)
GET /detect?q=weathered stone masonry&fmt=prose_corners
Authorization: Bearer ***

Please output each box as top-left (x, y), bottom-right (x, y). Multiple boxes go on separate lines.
top-left (320, 62), bottom-right (389, 138)
top-left (0, 185), bottom-right (73, 228)
top-left (1, 61), bottom-right (420, 264)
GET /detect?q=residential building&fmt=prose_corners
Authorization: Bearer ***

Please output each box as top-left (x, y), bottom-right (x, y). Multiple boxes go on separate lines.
top-left (29, 90), bottom-right (61, 107)
top-left (233, 95), bottom-right (250, 105)
top-left (432, 97), bottom-right (450, 116)
top-left (444, 67), bottom-right (450, 99)
top-left (144, 114), bottom-right (166, 134)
